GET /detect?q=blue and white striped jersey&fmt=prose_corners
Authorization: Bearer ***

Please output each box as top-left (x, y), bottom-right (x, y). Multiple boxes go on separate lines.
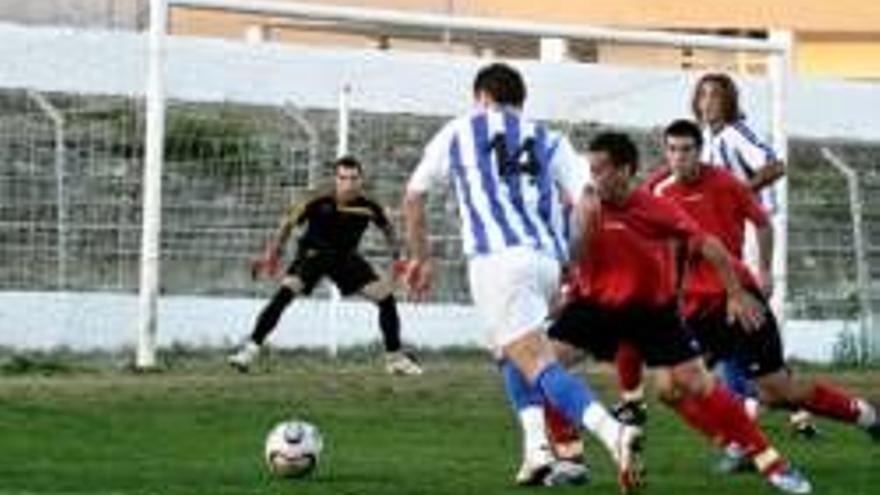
top-left (701, 119), bottom-right (777, 182)
top-left (407, 107), bottom-right (589, 261)
top-left (701, 119), bottom-right (779, 210)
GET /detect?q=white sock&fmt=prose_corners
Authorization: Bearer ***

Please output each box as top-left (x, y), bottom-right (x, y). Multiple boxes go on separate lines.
top-left (519, 406), bottom-right (552, 465)
top-left (582, 403), bottom-right (624, 461)
top-left (856, 399), bottom-right (878, 428)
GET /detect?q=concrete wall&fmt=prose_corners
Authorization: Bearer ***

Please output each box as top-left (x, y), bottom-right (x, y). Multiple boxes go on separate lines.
top-left (0, 291), bottom-right (486, 351)
top-left (0, 291), bottom-right (853, 362)
top-left (2, 23), bottom-right (880, 140)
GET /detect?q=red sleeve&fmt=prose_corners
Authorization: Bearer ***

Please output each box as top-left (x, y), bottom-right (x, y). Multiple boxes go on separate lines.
top-left (728, 173), bottom-right (770, 227)
top-left (630, 191), bottom-right (708, 250)
top-left (654, 197), bottom-right (708, 252)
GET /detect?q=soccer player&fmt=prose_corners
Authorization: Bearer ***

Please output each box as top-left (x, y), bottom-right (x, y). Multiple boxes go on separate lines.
top-left (648, 119), bottom-right (880, 465)
top-left (548, 131), bottom-right (811, 494)
top-left (402, 63), bottom-right (643, 490)
top-left (227, 156), bottom-right (422, 376)
top-left (692, 71), bottom-right (818, 437)
top-left (692, 72), bottom-right (785, 192)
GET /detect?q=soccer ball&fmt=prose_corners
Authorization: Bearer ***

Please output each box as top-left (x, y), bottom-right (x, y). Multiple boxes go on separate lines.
top-left (264, 419), bottom-right (323, 478)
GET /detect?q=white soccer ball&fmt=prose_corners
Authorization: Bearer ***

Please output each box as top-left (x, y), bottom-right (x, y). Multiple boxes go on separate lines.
top-left (264, 419), bottom-right (323, 478)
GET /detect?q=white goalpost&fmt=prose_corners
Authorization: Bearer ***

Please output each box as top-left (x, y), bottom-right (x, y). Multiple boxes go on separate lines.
top-left (136, 0), bottom-right (792, 368)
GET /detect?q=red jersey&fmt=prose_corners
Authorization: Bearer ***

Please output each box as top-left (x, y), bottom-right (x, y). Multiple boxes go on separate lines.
top-left (644, 164), bottom-right (768, 316)
top-left (572, 188), bottom-right (707, 308)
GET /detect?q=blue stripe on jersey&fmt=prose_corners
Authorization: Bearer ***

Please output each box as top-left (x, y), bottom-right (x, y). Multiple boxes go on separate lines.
top-left (719, 140), bottom-right (734, 172)
top-left (449, 135), bottom-right (489, 254)
top-left (547, 138), bottom-right (561, 162)
top-left (562, 202), bottom-right (572, 244)
top-left (471, 114), bottom-right (520, 247)
top-left (733, 149), bottom-right (756, 179)
top-left (534, 126), bottom-right (564, 260)
top-left (732, 121), bottom-right (777, 161)
top-left (502, 110), bottom-right (543, 250)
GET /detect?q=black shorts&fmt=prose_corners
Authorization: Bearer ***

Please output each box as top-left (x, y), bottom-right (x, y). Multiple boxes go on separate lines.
top-left (286, 249), bottom-right (378, 296)
top-left (685, 293), bottom-right (785, 378)
top-left (548, 301), bottom-right (702, 367)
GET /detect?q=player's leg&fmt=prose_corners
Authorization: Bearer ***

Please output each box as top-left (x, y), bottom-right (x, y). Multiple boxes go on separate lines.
top-left (718, 348), bottom-right (820, 439)
top-left (543, 334), bottom-right (647, 466)
top-left (612, 342), bottom-right (649, 426)
top-left (643, 311), bottom-right (811, 494)
top-left (504, 331), bottom-right (643, 491)
top-left (757, 371), bottom-right (879, 439)
top-left (472, 250), bottom-right (641, 490)
top-left (498, 358), bottom-right (577, 485)
top-left (712, 357), bottom-right (764, 473)
top-left (544, 340), bottom-right (588, 463)
top-left (717, 358), bottom-right (761, 416)
top-left (657, 360), bottom-right (810, 494)
top-left (228, 274), bottom-right (306, 372)
top-left (523, 298), bottom-right (643, 491)
top-left (343, 254), bottom-right (421, 376)
top-left (736, 305), bottom-right (880, 441)
top-left (689, 308), bottom-right (768, 473)
top-left (229, 251), bottom-right (327, 372)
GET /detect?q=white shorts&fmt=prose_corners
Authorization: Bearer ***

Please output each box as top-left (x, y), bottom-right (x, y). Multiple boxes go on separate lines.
top-left (468, 247), bottom-right (561, 352)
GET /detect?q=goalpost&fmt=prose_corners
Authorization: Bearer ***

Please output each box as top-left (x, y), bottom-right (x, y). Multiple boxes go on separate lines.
top-left (137, 0), bottom-right (792, 368)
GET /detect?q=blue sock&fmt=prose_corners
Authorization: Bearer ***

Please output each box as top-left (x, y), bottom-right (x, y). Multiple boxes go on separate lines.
top-left (500, 359), bottom-right (543, 412)
top-left (717, 358), bottom-right (757, 399)
top-left (535, 362), bottom-right (596, 425)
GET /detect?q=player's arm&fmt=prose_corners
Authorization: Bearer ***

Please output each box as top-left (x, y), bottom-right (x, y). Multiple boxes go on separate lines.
top-left (754, 222), bottom-right (774, 296)
top-left (548, 136), bottom-right (594, 260)
top-left (369, 200), bottom-right (401, 260)
top-left (749, 160), bottom-right (784, 192)
top-left (403, 191), bottom-right (432, 298)
top-left (731, 121), bottom-right (785, 192)
top-left (271, 198), bottom-right (312, 253)
top-left (271, 215), bottom-right (296, 252)
top-left (697, 236), bottom-right (765, 331)
top-left (569, 185), bottom-right (599, 261)
top-left (252, 199), bottom-right (308, 279)
top-left (733, 177), bottom-right (775, 295)
top-left (648, 198), bottom-right (764, 330)
top-left (402, 125), bottom-right (452, 298)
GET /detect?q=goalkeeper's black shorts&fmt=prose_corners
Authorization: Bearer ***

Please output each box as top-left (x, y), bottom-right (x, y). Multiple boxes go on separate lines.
top-left (286, 248), bottom-right (378, 296)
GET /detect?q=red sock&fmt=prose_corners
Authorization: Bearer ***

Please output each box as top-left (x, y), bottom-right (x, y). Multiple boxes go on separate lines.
top-left (804, 381), bottom-right (860, 423)
top-left (616, 342), bottom-right (644, 398)
top-left (545, 403), bottom-right (580, 444)
top-left (673, 393), bottom-right (726, 446)
top-left (674, 386), bottom-right (785, 475)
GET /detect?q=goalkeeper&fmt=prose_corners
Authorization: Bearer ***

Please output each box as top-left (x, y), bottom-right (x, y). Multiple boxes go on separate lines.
top-left (228, 156), bottom-right (422, 376)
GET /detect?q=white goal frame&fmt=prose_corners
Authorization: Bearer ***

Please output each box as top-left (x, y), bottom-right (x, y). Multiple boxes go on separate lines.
top-left (138, 0), bottom-right (792, 368)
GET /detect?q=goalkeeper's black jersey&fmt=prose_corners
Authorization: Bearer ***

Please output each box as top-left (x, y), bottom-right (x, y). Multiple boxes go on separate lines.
top-left (287, 194), bottom-right (389, 254)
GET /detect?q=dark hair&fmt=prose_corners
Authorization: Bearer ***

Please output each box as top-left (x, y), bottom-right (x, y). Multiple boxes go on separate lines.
top-left (691, 72), bottom-right (743, 124)
top-left (663, 119), bottom-right (704, 149)
top-left (473, 63), bottom-right (527, 107)
top-left (334, 155), bottom-right (362, 174)
top-left (588, 132), bottom-right (639, 175)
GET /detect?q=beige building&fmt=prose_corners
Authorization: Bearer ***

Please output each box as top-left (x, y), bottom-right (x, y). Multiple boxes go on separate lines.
top-left (168, 0), bottom-right (880, 79)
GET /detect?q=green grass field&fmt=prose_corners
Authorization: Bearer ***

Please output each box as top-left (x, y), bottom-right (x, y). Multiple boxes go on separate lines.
top-left (0, 352), bottom-right (877, 495)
